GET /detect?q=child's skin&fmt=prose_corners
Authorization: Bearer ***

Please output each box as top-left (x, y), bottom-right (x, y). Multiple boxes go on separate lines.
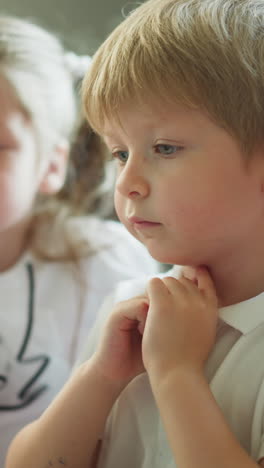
top-left (0, 74), bottom-right (66, 271)
top-left (110, 103), bottom-right (264, 307)
top-left (6, 101), bottom-right (264, 468)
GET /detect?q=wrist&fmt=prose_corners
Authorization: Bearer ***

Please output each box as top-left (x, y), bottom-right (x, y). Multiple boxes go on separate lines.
top-left (148, 364), bottom-right (205, 396)
top-left (85, 356), bottom-right (128, 398)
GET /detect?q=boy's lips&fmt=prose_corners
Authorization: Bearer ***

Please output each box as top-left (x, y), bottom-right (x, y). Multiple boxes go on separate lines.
top-left (128, 216), bottom-right (162, 228)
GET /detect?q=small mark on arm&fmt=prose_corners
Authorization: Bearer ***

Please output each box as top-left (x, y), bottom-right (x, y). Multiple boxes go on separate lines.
top-left (58, 458), bottom-right (67, 465)
top-left (43, 458), bottom-right (67, 467)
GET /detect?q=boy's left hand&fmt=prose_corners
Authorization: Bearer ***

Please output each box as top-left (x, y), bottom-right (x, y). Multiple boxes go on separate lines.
top-left (142, 267), bottom-right (218, 381)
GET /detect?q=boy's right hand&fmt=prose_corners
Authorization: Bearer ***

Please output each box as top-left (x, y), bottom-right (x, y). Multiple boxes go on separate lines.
top-left (91, 296), bottom-right (149, 390)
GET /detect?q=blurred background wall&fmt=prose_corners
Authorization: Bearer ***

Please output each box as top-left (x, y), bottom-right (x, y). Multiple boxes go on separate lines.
top-left (0, 0), bottom-right (132, 54)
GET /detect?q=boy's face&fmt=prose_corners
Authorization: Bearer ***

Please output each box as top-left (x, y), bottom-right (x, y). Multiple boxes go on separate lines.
top-left (103, 103), bottom-right (264, 266)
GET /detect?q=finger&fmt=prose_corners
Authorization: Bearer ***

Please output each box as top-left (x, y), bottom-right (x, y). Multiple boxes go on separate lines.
top-left (131, 294), bottom-right (149, 303)
top-left (196, 267), bottom-right (217, 303)
top-left (116, 297), bottom-right (149, 331)
top-left (147, 276), bottom-right (188, 309)
top-left (162, 276), bottom-right (187, 295)
top-left (180, 266), bottom-right (198, 286)
top-left (137, 315), bottom-right (147, 335)
top-left (147, 277), bottom-right (170, 303)
top-left (178, 276), bottom-right (200, 294)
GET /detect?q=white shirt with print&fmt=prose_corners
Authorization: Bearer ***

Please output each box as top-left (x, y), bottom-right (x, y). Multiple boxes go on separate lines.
top-left (0, 218), bottom-right (158, 467)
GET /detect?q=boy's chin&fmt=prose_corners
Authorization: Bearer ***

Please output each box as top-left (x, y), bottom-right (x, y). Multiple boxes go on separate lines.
top-left (145, 247), bottom-right (196, 267)
top-left (145, 250), bottom-right (177, 266)
top-left (131, 233), bottom-right (199, 266)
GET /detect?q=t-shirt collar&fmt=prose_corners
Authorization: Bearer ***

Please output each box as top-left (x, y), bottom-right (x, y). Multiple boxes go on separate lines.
top-left (168, 265), bottom-right (264, 336)
top-left (219, 293), bottom-right (264, 335)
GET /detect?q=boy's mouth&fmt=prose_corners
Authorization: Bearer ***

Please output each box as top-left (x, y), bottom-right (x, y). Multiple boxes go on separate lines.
top-left (128, 216), bottom-right (162, 229)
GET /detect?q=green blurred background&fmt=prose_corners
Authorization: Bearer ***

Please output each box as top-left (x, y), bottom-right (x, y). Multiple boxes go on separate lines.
top-left (0, 0), bottom-right (134, 54)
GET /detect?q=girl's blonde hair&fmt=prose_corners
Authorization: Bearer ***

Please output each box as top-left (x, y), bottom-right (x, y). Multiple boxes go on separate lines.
top-left (83, 0), bottom-right (264, 154)
top-left (0, 16), bottom-right (110, 261)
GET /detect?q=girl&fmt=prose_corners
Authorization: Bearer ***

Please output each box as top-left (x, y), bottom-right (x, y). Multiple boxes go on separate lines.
top-left (0, 15), bottom-right (157, 464)
top-left (7, 1), bottom-right (264, 467)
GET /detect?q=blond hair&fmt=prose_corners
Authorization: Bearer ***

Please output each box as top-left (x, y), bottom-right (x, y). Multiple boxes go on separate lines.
top-left (0, 16), bottom-right (110, 261)
top-left (83, 0), bottom-right (264, 153)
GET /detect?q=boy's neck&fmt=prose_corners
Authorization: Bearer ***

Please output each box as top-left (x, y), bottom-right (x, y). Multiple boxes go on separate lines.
top-left (209, 264), bottom-right (264, 307)
top-left (207, 237), bottom-right (264, 307)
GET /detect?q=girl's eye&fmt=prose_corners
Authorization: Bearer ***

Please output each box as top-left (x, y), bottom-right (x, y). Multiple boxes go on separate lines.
top-left (112, 150), bottom-right (129, 163)
top-left (155, 144), bottom-right (184, 156)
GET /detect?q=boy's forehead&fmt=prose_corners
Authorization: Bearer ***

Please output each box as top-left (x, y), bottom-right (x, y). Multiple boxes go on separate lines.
top-left (101, 102), bottom-right (210, 140)
top-left (101, 102), bottom-right (180, 134)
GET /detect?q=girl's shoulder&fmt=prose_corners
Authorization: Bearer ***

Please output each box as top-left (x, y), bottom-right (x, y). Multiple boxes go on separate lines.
top-left (30, 216), bottom-right (158, 286)
top-left (77, 216), bottom-right (159, 283)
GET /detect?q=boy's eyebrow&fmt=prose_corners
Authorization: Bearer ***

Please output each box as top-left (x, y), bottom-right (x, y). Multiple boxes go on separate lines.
top-left (102, 137), bottom-right (116, 151)
top-left (102, 134), bottom-right (121, 146)
top-left (102, 132), bottom-right (118, 140)
top-left (102, 136), bottom-right (111, 146)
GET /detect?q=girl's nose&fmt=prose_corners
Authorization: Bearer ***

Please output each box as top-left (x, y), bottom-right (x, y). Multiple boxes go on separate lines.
top-left (115, 159), bottom-right (150, 199)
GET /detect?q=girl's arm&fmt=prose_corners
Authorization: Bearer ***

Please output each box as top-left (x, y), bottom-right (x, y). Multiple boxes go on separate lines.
top-left (5, 359), bottom-right (122, 468)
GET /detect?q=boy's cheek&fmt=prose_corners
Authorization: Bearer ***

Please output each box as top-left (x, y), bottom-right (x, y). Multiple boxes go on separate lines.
top-left (114, 195), bottom-right (129, 227)
top-left (113, 191), bottom-right (122, 219)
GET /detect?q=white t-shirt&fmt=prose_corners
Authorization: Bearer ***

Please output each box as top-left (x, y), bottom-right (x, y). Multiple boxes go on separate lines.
top-left (80, 266), bottom-right (264, 467)
top-left (0, 218), bottom-right (158, 466)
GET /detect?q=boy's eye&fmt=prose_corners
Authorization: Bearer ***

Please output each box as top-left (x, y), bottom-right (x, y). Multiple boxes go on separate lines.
top-left (112, 150), bottom-right (129, 163)
top-left (0, 144), bottom-right (11, 150)
top-left (155, 144), bottom-right (184, 155)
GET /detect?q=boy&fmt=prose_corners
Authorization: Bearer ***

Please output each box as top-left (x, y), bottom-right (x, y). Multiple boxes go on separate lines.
top-left (6, 0), bottom-right (264, 467)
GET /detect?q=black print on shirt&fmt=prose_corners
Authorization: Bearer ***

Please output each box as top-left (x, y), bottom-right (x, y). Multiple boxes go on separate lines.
top-left (0, 263), bottom-right (50, 410)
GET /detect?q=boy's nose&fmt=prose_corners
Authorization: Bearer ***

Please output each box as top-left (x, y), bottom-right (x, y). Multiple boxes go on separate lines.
top-left (115, 160), bottom-right (149, 199)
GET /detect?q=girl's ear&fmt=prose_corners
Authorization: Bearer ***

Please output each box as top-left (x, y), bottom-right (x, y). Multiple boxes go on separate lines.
top-left (39, 139), bottom-right (69, 194)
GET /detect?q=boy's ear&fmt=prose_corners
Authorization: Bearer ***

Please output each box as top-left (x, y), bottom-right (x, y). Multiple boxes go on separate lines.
top-left (39, 139), bottom-right (69, 195)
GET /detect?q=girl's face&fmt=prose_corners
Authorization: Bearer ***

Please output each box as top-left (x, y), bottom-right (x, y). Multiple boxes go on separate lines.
top-left (0, 75), bottom-right (41, 233)
top-left (103, 102), bottom-right (264, 267)
top-left (0, 75), bottom-right (66, 237)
